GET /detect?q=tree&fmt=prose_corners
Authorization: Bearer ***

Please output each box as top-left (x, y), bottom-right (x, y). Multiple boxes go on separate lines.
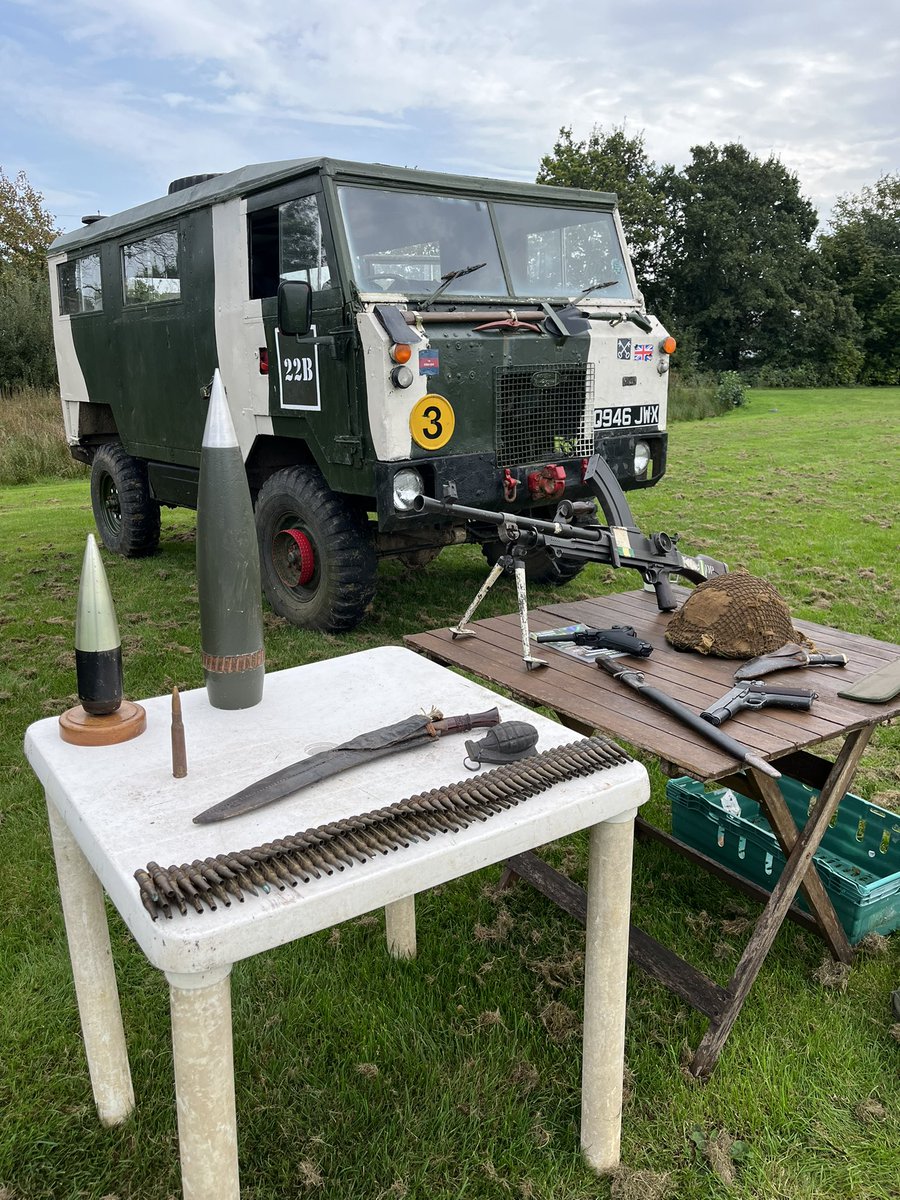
top-left (818, 174), bottom-right (900, 385)
top-left (658, 143), bottom-right (858, 381)
top-left (0, 167), bottom-right (60, 389)
top-left (0, 167), bottom-right (59, 280)
top-left (537, 125), bottom-right (671, 302)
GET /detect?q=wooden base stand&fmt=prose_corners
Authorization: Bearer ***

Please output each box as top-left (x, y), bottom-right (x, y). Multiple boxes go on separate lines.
top-left (59, 701), bottom-right (146, 747)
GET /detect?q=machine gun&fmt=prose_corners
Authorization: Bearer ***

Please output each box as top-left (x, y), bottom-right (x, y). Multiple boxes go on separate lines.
top-left (413, 453), bottom-right (727, 670)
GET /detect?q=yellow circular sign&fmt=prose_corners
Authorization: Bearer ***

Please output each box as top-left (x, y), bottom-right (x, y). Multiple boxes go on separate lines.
top-left (409, 395), bottom-right (455, 451)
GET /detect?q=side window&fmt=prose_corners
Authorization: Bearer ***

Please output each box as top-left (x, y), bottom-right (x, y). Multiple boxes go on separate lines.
top-left (249, 195), bottom-right (331, 298)
top-left (122, 230), bottom-right (180, 305)
top-left (57, 253), bottom-right (103, 314)
top-left (280, 197), bottom-right (330, 290)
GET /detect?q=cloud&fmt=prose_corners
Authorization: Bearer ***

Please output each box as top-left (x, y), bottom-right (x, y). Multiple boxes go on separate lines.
top-left (3, 0), bottom-right (898, 224)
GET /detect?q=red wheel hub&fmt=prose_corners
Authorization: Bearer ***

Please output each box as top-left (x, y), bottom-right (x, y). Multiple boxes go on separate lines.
top-left (274, 528), bottom-right (315, 587)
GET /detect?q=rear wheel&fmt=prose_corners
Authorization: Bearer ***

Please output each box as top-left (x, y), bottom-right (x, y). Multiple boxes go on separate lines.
top-left (90, 443), bottom-right (161, 557)
top-left (481, 540), bottom-right (585, 585)
top-left (254, 465), bottom-right (376, 632)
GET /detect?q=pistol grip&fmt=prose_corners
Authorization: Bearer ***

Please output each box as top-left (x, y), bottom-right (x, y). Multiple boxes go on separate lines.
top-left (652, 574), bottom-right (677, 612)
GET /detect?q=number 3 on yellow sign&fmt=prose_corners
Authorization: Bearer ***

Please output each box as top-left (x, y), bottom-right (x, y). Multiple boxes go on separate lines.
top-left (409, 395), bottom-right (455, 450)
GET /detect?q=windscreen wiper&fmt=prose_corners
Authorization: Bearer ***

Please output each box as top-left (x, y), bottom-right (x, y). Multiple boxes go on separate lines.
top-left (420, 262), bottom-right (486, 309)
top-left (577, 279), bottom-right (619, 299)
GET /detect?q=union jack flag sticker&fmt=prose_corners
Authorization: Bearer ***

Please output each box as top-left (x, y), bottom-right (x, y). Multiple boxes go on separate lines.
top-left (633, 344), bottom-right (653, 362)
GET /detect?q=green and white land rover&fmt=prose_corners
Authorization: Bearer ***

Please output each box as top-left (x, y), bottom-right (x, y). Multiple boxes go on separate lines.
top-left (48, 159), bottom-right (675, 632)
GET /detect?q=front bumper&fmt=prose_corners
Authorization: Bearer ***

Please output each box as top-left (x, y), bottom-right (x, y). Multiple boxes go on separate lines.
top-left (374, 431), bottom-right (668, 530)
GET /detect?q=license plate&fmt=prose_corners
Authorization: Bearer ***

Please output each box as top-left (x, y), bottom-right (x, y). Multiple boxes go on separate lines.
top-left (594, 403), bottom-right (660, 430)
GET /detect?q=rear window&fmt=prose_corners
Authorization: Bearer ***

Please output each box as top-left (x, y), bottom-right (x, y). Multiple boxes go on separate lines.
top-left (122, 230), bottom-right (180, 305)
top-left (57, 253), bottom-right (103, 315)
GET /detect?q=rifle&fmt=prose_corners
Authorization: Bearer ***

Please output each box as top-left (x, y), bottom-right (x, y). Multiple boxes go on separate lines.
top-left (595, 656), bottom-right (781, 778)
top-left (700, 682), bottom-right (817, 727)
top-left (534, 624), bottom-right (653, 657)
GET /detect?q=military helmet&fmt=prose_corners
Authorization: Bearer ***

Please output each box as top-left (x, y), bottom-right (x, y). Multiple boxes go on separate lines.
top-left (664, 571), bottom-right (813, 658)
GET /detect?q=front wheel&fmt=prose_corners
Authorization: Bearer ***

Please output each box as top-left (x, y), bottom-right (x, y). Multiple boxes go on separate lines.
top-left (90, 442), bottom-right (161, 557)
top-left (254, 466), bottom-right (376, 632)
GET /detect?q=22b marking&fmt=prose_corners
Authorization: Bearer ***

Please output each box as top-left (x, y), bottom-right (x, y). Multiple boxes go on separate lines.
top-left (282, 357), bottom-right (314, 383)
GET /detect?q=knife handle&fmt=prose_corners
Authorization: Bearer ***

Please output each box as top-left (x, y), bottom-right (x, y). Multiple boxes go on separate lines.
top-left (808, 653), bottom-right (848, 667)
top-left (430, 707), bottom-right (501, 735)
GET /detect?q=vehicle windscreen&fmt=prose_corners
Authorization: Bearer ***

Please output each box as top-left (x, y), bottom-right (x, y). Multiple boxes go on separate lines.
top-left (492, 202), bottom-right (633, 301)
top-left (337, 185), bottom-right (634, 301)
top-left (338, 187), bottom-right (507, 296)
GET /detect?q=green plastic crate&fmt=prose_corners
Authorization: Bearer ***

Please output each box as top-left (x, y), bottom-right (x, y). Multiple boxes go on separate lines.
top-left (666, 775), bottom-right (900, 943)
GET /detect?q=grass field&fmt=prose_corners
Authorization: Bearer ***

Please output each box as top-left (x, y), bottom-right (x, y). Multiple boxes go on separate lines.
top-left (0, 388), bottom-right (898, 1199)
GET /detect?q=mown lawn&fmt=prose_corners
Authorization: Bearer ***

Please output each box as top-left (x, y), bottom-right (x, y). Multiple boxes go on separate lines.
top-left (0, 387), bottom-right (898, 1199)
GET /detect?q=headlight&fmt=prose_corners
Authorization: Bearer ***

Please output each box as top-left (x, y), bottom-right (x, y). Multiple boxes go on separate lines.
top-left (634, 441), bottom-right (651, 477)
top-left (390, 365), bottom-right (414, 389)
top-left (392, 468), bottom-right (424, 512)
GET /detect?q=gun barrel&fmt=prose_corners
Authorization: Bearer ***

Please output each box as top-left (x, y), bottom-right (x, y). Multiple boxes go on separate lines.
top-left (412, 494), bottom-right (603, 541)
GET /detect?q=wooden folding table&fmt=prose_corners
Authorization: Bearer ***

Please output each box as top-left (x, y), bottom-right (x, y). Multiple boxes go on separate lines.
top-left (406, 588), bottom-right (900, 1077)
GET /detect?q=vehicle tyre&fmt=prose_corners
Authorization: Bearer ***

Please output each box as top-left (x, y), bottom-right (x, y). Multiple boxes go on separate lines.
top-left (481, 539), bottom-right (585, 585)
top-left (90, 442), bottom-right (161, 557)
top-left (255, 465), bottom-right (376, 632)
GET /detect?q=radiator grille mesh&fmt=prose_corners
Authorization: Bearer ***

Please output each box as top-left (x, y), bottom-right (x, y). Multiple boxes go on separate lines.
top-left (494, 363), bottom-right (594, 465)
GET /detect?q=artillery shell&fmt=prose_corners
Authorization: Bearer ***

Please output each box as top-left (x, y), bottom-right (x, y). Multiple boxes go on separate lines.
top-left (74, 534), bottom-right (123, 716)
top-left (197, 370), bottom-right (265, 711)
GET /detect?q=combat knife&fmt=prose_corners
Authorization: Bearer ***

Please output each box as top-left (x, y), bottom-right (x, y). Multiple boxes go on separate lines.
top-left (193, 708), bottom-right (500, 823)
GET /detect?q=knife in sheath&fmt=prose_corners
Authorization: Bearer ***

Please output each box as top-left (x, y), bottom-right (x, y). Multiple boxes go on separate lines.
top-left (193, 707), bottom-right (500, 823)
top-left (734, 643), bottom-right (848, 680)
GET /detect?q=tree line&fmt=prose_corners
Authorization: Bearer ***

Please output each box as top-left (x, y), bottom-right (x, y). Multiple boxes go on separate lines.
top-left (1, 144), bottom-right (898, 392)
top-left (538, 127), bottom-right (899, 386)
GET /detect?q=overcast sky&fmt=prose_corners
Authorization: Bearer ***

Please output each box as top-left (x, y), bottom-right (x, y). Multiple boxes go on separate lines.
top-left (2, 0), bottom-right (898, 236)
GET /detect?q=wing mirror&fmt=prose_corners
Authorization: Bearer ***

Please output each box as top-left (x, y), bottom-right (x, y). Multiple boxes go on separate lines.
top-left (277, 280), bottom-right (312, 337)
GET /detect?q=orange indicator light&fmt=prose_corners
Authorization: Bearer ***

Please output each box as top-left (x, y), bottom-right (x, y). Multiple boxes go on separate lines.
top-left (390, 343), bottom-right (412, 364)
top-left (661, 336), bottom-right (677, 355)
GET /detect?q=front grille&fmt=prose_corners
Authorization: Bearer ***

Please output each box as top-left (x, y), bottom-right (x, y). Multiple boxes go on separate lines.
top-left (494, 363), bottom-right (594, 466)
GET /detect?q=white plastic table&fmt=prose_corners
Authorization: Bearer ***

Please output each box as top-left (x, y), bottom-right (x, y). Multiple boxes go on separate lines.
top-left (25, 646), bottom-right (648, 1199)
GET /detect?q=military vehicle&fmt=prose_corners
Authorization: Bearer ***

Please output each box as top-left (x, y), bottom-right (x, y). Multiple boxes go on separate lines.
top-left (48, 159), bottom-right (675, 632)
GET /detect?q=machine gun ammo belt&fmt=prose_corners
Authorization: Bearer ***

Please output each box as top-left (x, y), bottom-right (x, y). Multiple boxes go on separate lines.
top-left (135, 736), bottom-right (631, 920)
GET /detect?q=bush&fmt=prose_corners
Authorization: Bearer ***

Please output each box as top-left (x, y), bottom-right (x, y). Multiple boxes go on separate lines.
top-left (716, 370), bottom-right (748, 408)
top-left (668, 371), bottom-right (736, 421)
top-left (0, 386), bottom-right (85, 485)
top-left (0, 272), bottom-right (57, 391)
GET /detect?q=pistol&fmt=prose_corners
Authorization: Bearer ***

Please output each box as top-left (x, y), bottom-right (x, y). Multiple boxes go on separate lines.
top-left (701, 681), bottom-right (817, 727)
top-left (534, 624), bottom-right (653, 657)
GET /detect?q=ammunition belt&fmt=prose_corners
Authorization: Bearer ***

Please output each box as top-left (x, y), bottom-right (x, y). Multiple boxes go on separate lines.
top-left (134, 735), bottom-right (631, 920)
